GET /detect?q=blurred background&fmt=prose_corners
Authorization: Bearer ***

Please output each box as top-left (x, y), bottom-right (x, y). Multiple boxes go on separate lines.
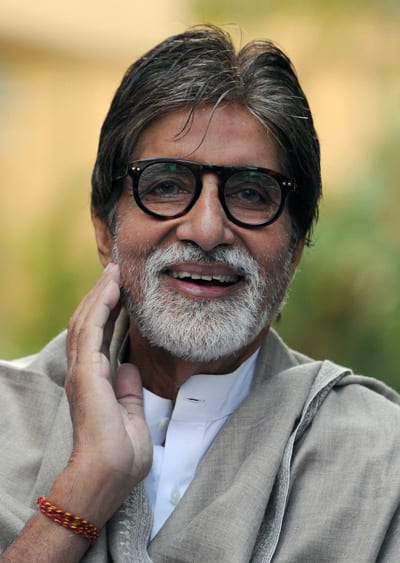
top-left (0, 0), bottom-right (399, 389)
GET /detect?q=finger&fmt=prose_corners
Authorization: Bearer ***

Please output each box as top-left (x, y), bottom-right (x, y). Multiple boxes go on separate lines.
top-left (68, 282), bottom-right (119, 377)
top-left (114, 363), bottom-right (145, 419)
top-left (67, 263), bottom-right (120, 366)
top-left (71, 263), bottom-right (120, 334)
top-left (115, 363), bottom-right (153, 481)
top-left (66, 264), bottom-right (121, 415)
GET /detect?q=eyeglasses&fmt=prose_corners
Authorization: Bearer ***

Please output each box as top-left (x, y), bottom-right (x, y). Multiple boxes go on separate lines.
top-left (125, 158), bottom-right (296, 229)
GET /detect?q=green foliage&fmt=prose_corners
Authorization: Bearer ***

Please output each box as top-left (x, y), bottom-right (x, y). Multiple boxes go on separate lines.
top-left (0, 174), bottom-right (100, 360)
top-left (277, 126), bottom-right (400, 390)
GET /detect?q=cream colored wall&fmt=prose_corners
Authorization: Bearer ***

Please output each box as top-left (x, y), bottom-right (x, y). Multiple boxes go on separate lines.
top-left (0, 0), bottom-right (190, 58)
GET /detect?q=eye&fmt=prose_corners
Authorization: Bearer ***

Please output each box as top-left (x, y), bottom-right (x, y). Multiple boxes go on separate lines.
top-left (138, 163), bottom-right (195, 203)
top-left (225, 172), bottom-right (281, 209)
top-left (231, 187), bottom-right (269, 204)
top-left (143, 180), bottom-right (188, 198)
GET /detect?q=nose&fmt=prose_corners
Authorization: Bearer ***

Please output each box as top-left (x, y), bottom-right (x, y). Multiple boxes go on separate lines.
top-left (175, 174), bottom-right (235, 251)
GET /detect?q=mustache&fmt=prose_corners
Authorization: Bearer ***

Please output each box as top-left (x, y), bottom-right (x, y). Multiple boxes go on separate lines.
top-left (144, 242), bottom-right (261, 278)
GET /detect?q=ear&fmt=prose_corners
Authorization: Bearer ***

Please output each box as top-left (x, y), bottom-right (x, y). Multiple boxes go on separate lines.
top-left (92, 213), bottom-right (114, 267)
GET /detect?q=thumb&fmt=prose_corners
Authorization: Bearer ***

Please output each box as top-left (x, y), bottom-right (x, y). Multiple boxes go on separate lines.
top-left (115, 363), bottom-right (145, 420)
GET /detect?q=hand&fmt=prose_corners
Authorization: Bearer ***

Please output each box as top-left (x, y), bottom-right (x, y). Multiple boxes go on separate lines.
top-left (66, 263), bottom-right (152, 516)
top-left (0, 264), bottom-right (153, 562)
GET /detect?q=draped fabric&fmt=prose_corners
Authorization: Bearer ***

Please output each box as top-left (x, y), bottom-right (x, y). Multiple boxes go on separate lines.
top-left (1, 313), bottom-right (400, 561)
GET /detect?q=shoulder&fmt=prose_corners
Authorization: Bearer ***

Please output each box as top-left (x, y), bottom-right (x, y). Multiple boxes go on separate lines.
top-left (319, 375), bottom-right (400, 477)
top-left (261, 331), bottom-right (400, 460)
top-left (280, 372), bottom-right (400, 560)
top-left (0, 329), bottom-right (68, 389)
top-left (294, 371), bottom-right (400, 481)
top-left (0, 328), bottom-right (69, 417)
top-left (264, 330), bottom-right (400, 422)
top-left (0, 331), bottom-right (69, 465)
top-left (326, 373), bottom-right (400, 432)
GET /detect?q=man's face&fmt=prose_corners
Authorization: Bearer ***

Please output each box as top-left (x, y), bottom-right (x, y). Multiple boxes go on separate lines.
top-left (100, 104), bottom-right (302, 363)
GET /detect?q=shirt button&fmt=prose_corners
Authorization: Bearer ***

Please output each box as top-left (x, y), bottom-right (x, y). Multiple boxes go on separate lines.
top-left (170, 489), bottom-right (181, 505)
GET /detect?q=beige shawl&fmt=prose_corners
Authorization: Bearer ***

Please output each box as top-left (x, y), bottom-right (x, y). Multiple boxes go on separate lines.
top-left (1, 315), bottom-right (400, 561)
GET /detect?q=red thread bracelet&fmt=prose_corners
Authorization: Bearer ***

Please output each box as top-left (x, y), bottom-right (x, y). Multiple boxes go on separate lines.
top-left (37, 496), bottom-right (100, 545)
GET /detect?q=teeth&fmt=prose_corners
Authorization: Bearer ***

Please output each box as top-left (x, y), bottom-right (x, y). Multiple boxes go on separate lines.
top-left (169, 270), bottom-right (238, 283)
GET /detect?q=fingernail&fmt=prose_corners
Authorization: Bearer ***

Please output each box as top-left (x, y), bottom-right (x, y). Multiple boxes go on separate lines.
top-left (105, 262), bottom-right (116, 273)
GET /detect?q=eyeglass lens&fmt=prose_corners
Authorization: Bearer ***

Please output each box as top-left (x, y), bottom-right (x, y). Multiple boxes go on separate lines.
top-left (137, 161), bottom-right (283, 226)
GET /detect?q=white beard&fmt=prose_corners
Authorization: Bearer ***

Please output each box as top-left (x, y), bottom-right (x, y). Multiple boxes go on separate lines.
top-left (113, 242), bottom-right (294, 363)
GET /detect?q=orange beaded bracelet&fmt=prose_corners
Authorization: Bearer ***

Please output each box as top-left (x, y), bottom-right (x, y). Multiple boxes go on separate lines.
top-left (37, 496), bottom-right (100, 545)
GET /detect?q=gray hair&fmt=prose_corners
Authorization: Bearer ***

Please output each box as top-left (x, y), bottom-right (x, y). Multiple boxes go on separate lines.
top-left (91, 25), bottom-right (321, 245)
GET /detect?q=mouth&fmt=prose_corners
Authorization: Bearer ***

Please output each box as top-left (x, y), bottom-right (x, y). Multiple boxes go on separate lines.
top-left (161, 262), bottom-right (245, 298)
top-left (166, 269), bottom-right (241, 287)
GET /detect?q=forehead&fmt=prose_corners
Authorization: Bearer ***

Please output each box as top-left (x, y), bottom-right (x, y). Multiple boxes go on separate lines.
top-left (133, 104), bottom-right (282, 172)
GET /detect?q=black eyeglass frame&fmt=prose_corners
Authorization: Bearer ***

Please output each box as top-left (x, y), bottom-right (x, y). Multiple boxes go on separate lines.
top-left (124, 158), bottom-right (296, 229)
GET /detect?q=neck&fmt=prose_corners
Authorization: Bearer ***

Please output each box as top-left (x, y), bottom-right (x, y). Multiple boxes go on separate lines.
top-left (127, 323), bottom-right (268, 401)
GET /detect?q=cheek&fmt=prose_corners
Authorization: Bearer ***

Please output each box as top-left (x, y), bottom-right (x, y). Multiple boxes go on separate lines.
top-left (243, 227), bottom-right (292, 269)
top-left (117, 200), bottom-right (175, 253)
top-left (115, 241), bottom-right (145, 306)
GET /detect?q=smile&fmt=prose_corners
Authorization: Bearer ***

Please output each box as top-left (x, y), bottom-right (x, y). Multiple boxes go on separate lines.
top-left (167, 270), bottom-right (240, 285)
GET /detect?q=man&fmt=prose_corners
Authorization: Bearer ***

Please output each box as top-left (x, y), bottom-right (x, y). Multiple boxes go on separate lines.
top-left (0, 26), bottom-right (399, 562)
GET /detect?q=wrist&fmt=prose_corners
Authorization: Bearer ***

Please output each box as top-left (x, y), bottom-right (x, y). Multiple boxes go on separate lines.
top-left (37, 496), bottom-right (100, 545)
top-left (47, 455), bottom-right (135, 529)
